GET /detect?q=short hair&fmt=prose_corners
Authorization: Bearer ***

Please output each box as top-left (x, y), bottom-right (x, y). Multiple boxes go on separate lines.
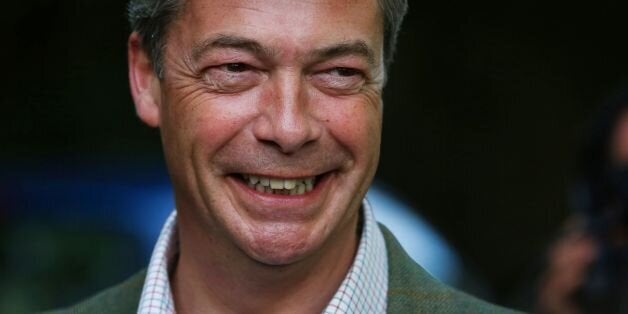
top-left (127, 0), bottom-right (408, 78)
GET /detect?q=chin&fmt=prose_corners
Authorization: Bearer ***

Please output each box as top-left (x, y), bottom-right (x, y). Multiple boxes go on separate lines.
top-left (241, 225), bottom-right (323, 266)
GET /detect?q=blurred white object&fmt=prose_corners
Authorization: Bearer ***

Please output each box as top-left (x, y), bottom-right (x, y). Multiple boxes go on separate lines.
top-left (367, 185), bottom-right (463, 286)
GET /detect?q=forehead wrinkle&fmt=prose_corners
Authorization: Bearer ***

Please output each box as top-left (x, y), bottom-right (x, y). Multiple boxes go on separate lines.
top-left (191, 34), bottom-right (278, 63)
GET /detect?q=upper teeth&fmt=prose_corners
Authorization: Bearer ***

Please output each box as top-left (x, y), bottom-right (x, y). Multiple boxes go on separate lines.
top-left (242, 174), bottom-right (316, 195)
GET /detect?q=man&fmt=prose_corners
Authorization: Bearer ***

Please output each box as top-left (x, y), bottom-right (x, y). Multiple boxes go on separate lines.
top-left (51, 0), bottom-right (516, 312)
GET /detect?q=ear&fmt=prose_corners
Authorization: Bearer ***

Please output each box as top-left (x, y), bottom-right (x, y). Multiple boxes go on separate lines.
top-left (128, 32), bottom-right (161, 127)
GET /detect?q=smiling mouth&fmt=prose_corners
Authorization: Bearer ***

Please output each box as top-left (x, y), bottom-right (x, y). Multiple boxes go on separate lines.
top-left (236, 174), bottom-right (319, 195)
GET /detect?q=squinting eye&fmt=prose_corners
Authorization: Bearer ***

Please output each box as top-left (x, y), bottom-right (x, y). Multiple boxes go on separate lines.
top-left (311, 67), bottom-right (366, 94)
top-left (331, 67), bottom-right (362, 77)
top-left (202, 62), bottom-right (262, 93)
top-left (224, 63), bottom-right (251, 73)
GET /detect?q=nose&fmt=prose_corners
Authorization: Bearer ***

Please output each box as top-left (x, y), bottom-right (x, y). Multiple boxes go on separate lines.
top-left (252, 72), bottom-right (322, 154)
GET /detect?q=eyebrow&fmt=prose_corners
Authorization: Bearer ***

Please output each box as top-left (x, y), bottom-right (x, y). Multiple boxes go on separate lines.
top-left (191, 34), bottom-right (276, 62)
top-left (309, 40), bottom-right (377, 68)
top-left (191, 34), bottom-right (376, 67)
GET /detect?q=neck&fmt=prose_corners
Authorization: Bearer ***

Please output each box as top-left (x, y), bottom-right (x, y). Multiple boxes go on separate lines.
top-left (172, 212), bottom-right (359, 314)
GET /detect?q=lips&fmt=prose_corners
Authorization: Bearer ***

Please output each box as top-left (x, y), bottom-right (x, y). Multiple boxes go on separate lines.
top-left (224, 171), bottom-right (333, 220)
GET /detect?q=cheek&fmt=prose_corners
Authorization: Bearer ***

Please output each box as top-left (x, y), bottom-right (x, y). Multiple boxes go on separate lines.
top-left (315, 96), bottom-right (382, 162)
top-left (162, 91), bottom-right (264, 156)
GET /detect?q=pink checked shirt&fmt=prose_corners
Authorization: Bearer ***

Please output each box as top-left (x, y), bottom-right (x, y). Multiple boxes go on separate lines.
top-left (138, 199), bottom-right (389, 313)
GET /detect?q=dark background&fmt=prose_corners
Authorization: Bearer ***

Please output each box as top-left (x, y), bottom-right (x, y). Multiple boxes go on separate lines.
top-left (2, 0), bottom-right (628, 311)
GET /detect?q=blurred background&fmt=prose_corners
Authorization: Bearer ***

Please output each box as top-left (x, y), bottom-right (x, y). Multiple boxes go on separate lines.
top-left (2, 1), bottom-right (628, 312)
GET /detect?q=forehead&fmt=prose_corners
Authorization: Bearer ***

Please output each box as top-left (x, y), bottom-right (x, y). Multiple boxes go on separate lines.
top-left (169, 0), bottom-right (383, 59)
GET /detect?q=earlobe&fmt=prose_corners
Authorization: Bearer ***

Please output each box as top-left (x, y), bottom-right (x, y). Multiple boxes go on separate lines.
top-left (128, 32), bottom-right (161, 127)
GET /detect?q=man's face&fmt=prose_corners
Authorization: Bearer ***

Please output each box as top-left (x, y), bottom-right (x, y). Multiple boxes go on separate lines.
top-left (153, 0), bottom-right (384, 265)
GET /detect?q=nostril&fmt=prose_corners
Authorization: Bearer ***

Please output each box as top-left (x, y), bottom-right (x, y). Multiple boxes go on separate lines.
top-left (259, 138), bottom-right (316, 155)
top-left (259, 139), bottom-right (284, 151)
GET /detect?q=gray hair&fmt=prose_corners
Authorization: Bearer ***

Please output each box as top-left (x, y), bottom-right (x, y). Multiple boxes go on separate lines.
top-left (128, 0), bottom-right (408, 78)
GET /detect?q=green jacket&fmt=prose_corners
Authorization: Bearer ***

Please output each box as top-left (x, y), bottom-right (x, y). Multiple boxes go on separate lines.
top-left (48, 225), bottom-right (519, 313)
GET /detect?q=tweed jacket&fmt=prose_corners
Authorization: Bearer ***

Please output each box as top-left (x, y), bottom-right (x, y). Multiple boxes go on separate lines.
top-left (47, 225), bottom-right (518, 313)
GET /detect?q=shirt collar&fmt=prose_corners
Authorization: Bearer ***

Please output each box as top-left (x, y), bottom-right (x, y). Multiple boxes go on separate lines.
top-left (138, 198), bottom-right (388, 314)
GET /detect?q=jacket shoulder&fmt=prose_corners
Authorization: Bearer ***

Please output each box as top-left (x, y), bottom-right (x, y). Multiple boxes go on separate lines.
top-left (380, 224), bottom-right (523, 314)
top-left (43, 269), bottom-right (146, 314)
